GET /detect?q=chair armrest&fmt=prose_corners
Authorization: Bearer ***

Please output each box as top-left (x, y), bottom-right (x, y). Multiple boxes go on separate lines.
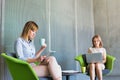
top-left (105, 54), bottom-right (116, 72)
top-left (75, 55), bottom-right (87, 67)
top-left (1, 53), bottom-right (29, 65)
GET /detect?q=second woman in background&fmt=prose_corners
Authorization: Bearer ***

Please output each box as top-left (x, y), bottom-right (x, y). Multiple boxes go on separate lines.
top-left (88, 35), bottom-right (106, 80)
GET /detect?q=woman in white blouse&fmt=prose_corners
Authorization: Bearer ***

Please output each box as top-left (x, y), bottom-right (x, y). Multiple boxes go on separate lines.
top-left (88, 35), bottom-right (106, 80)
top-left (14, 21), bottom-right (62, 80)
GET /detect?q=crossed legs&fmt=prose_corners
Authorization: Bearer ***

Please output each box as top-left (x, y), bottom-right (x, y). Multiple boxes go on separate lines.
top-left (32, 56), bottom-right (62, 80)
top-left (47, 56), bottom-right (62, 80)
top-left (89, 63), bottom-right (103, 80)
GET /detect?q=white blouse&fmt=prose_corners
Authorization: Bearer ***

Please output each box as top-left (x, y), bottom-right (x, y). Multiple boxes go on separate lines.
top-left (89, 47), bottom-right (106, 55)
top-left (88, 47), bottom-right (106, 70)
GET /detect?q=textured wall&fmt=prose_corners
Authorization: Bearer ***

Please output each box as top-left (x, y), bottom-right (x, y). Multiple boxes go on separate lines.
top-left (93, 0), bottom-right (120, 76)
top-left (0, 0), bottom-right (1, 50)
top-left (0, 0), bottom-right (5, 80)
top-left (0, 0), bottom-right (94, 80)
top-left (1, 0), bottom-right (120, 80)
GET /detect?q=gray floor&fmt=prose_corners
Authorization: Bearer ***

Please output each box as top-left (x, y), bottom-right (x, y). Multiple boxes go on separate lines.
top-left (103, 75), bottom-right (120, 80)
top-left (70, 74), bottom-right (120, 80)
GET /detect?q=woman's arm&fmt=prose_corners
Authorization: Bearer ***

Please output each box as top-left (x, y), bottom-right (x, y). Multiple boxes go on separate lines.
top-left (15, 40), bottom-right (27, 60)
top-left (88, 48), bottom-right (92, 53)
top-left (102, 49), bottom-right (106, 63)
top-left (26, 58), bottom-right (38, 63)
top-left (26, 55), bottom-right (47, 63)
top-left (27, 44), bottom-right (47, 63)
top-left (35, 43), bottom-right (47, 58)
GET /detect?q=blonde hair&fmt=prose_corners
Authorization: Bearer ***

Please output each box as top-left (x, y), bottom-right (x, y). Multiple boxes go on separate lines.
top-left (21, 21), bottom-right (38, 39)
top-left (92, 35), bottom-right (103, 48)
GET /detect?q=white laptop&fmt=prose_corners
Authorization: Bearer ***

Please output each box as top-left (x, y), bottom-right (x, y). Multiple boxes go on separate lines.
top-left (86, 53), bottom-right (102, 63)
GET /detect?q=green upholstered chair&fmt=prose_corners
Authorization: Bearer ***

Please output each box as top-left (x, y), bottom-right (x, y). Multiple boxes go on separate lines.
top-left (75, 54), bottom-right (116, 80)
top-left (1, 53), bottom-right (39, 80)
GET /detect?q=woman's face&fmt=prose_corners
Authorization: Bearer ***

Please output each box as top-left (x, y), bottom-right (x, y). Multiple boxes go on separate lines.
top-left (28, 29), bottom-right (37, 40)
top-left (93, 38), bottom-right (100, 48)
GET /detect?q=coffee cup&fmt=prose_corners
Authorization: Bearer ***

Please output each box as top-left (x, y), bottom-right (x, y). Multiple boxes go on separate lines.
top-left (41, 38), bottom-right (45, 46)
top-left (81, 67), bottom-right (86, 73)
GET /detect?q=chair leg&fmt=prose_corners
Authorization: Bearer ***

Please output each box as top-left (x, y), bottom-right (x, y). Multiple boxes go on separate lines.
top-left (95, 76), bottom-right (97, 80)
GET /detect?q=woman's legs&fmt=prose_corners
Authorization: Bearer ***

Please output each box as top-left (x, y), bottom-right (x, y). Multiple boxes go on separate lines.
top-left (89, 63), bottom-right (103, 80)
top-left (95, 63), bottom-right (103, 80)
top-left (32, 56), bottom-right (62, 80)
top-left (32, 65), bottom-right (50, 77)
top-left (47, 56), bottom-right (62, 80)
top-left (89, 63), bottom-right (95, 80)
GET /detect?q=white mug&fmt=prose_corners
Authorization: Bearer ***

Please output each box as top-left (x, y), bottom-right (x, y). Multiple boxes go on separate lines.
top-left (41, 38), bottom-right (45, 46)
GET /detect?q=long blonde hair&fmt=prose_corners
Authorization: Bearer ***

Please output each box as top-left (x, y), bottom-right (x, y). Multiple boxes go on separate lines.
top-left (92, 35), bottom-right (103, 48)
top-left (21, 21), bottom-right (38, 39)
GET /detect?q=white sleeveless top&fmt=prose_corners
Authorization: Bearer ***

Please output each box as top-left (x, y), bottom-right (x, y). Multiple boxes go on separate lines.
top-left (89, 47), bottom-right (106, 54)
top-left (88, 47), bottom-right (106, 70)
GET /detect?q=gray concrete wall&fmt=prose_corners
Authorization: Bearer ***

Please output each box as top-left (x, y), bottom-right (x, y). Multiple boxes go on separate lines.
top-left (1, 0), bottom-right (120, 80)
top-left (93, 0), bottom-right (120, 76)
top-left (2, 0), bottom-right (120, 80)
top-left (0, 0), bottom-right (1, 51)
top-left (0, 0), bottom-right (5, 80)
top-left (0, 0), bottom-right (94, 80)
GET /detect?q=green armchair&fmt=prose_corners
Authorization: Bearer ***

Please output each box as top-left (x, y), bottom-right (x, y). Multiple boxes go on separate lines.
top-left (75, 54), bottom-right (116, 78)
top-left (1, 53), bottom-right (39, 80)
